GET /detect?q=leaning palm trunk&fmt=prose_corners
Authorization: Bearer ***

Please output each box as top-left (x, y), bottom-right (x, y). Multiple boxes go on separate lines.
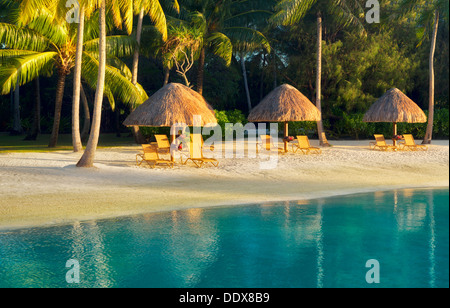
top-left (423, 10), bottom-right (439, 145)
top-left (240, 52), bottom-right (252, 112)
top-left (77, 0), bottom-right (107, 168)
top-left (130, 8), bottom-right (147, 144)
top-left (196, 47), bottom-right (205, 95)
top-left (80, 84), bottom-right (90, 141)
top-left (315, 13), bottom-right (329, 146)
top-left (72, 5), bottom-right (86, 152)
top-left (48, 71), bottom-right (67, 147)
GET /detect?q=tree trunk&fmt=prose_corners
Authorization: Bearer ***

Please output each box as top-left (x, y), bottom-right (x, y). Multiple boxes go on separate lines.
top-left (240, 52), bottom-right (252, 112)
top-left (196, 47), bottom-right (205, 95)
top-left (80, 84), bottom-right (90, 142)
top-left (11, 76), bottom-right (22, 135)
top-left (260, 53), bottom-right (266, 101)
top-left (273, 51), bottom-right (277, 88)
top-left (24, 77), bottom-right (41, 140)
top-left (48, 72), bottom-right (67, 148)
top-left (77, 0), bottom-right (106, 168)
top-left (130, 8), bottom-right (147, 145)
top-left (423, 10), bottom-right (439, 145)
top-left (163, 67), bottom-right (170, 86)
top-left (72, 5), bottom-right (85, 152)
top-left (132, 8), bottom-right (144, 85)
top-left (316, 13), bottom-right (330, 146)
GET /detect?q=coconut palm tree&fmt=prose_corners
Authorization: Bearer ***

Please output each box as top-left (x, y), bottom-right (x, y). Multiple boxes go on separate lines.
top-left (0, 14), bottom-right (76, 147)
top-left (128, 0), bottom-right (178, 144)
top-left (77, 0), bottom-right (107, 167)
top-left (271, 0), bottom-right (365, 146)
top-left (398, 0), bottom-right (449, 144)
top-left (76, 0), bottom-right (148, 167)
top-left (176, 0), bottom-right (271, 96)
top-left (0, 6), bottom-right (146, 148)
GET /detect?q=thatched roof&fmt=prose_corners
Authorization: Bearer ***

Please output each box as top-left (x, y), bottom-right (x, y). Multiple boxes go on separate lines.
top-left (363, 88), bottom-right (427, 123)
top-left (123, 83), bottom-right (217, 127)
top-left (248, 84), bottom-right (321, 122)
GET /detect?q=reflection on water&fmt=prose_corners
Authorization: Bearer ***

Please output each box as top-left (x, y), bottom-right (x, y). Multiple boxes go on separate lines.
top-left (0, 189), bottom-right (448, 288)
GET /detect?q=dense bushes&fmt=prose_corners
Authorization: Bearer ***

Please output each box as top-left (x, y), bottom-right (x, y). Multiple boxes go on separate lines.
top-left (139, 108), bottom-right (449, 141)
top-left (331, 108), bottom-right (449, 140)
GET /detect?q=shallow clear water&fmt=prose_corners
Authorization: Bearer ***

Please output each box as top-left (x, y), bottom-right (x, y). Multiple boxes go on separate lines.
top-left (0, 188), bottom-right (448, 288)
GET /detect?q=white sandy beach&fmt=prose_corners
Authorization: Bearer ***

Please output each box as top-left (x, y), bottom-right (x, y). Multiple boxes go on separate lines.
top-left (0, 140), bottom-right (448, 230)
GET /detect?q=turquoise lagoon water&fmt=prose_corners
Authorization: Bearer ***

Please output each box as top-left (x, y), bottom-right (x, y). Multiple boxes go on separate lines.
top-left (0, 188), bottom-right (448, 288)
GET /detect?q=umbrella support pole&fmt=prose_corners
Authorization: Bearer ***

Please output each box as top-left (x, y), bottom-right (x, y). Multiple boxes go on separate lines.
top-left (393, 122), bottom-right (398, 147)
top-left (170, 134), bottom-right (175, 162)
top-left (284, 121), bottom-right (288, 153)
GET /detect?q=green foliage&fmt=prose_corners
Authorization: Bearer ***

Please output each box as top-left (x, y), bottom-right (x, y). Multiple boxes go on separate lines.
top-left (139, 126), bottom-right (171, 140)
top-left (331, 109), bottom-right (449, 139)
top-left (280, 121), bottom-right (317, 137)
top-left (321, 31), bottom-right (418, 113)
top-left (214, 109), bottom-right (247, 139)
top-left (215, 109), bottom-right (247, 128)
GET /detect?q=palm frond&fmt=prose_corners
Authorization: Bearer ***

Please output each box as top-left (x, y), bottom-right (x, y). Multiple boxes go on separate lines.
top-left (26, 13), bottom-right (71, 47)
top-left (82, 51), bottom-right (148, 108)
top-left (15, 0), bottom-right (58, 26)
top-left (206, 32), bottom-right (233, 65)
top-left (271, 0), bottom-right (317, 26)
top-left (119, 0), bottom-right (134, 35)
top-left (83, 35), bottom-right (137, 58)
top-left (0, 51), bottom-right (56, 94)
top-left (0, 49), bottom-right (39, 63)
top-left (222, 27), bottom-right (271, 53)
top-left (143, 0), bottom-right (168, 41)
top-left (0, 22), bottom-right (50, 51)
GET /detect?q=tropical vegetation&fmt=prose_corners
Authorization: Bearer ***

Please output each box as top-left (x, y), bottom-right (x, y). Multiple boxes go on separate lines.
top-left (0, 0), bottom-right (448, 167)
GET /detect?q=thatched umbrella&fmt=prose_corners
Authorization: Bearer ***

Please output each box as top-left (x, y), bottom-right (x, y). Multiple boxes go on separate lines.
top-left (363, 88), bottom-right (427, 146)
top-left (248, 84), bottom-right (321, 152)
top-left (123, 83), bottom-right (218, 160)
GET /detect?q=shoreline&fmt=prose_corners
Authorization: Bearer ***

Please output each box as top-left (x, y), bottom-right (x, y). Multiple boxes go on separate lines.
top-left (1, 140), bottom-right (448, 231)
top-left (1, 184), bottom-right (447, 232)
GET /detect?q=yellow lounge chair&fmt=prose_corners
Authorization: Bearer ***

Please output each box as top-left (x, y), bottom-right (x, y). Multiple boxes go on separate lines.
top-left (136, 144), bottom-right (174, 168)
top-left (399, 134), bottom-right (428, 151)
top-left (155, 134), bottom-right (171, 154)
top-left (183, 136), bottom-right (219, 168)
top-left (370, 134), bottom-right (398, 151)
top-left (257, 135), bottom-right (284, 153)
top-left (292, 136), bottom-right (322, 154)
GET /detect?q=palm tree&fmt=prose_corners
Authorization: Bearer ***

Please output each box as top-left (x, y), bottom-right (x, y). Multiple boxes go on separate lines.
top-left (72, 0), bottom-right (97, 152)
top-left (399, 0), bottom-right (449, 144)
top-left (178, 0), bottom-right (271, 96)
top-left (0, 5), bottom-right (146, 148)
top-left (76, 0), bottom-right (149, 167)
top-left (271, 0), bottom-right (365, 146)
top-left (0, 14), bottom-right (76, 147)
top-left (77, 0), bottom-right (107, 167)
top-left (129, 0), bottom-right (178, 144)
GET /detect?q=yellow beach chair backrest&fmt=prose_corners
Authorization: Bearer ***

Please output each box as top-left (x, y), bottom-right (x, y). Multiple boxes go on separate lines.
top-left (260, 135), bottom-right (272, 151)
top-left (190, 134), bottom-right (203, 159)
top-left (297, 136), bottom-right (311, 148)
top-left (142, 145), bottom-right (159, 160)
top-left (374, 135), bottom-right (387, 146)
top-left (403, 134), bottom-right (416, 146)
top-left (155, 135), bottom-right (171, 149)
